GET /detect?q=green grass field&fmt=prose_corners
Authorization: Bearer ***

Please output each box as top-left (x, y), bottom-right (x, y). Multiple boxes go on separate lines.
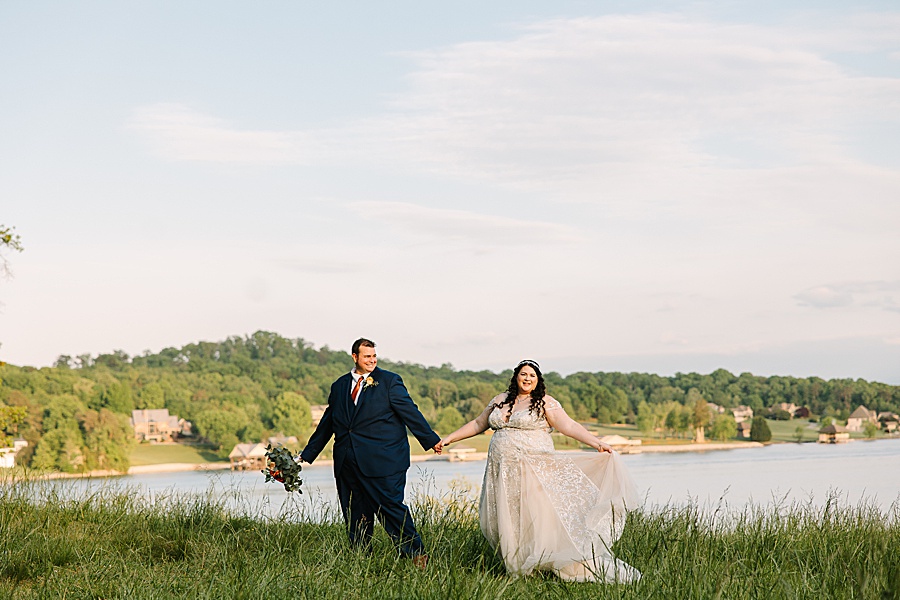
top-left (748, 418), bottom-right (882, 443)
top-left (765, 418), bottom-right (821, 442)
top-left (1, 478), bottom-right (897, 599)
top-left (129, 443), bottom-right (225, 466)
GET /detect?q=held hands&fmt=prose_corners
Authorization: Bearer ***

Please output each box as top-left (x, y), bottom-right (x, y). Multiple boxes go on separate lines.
top-left (432, 436), bottom-right (456, 454)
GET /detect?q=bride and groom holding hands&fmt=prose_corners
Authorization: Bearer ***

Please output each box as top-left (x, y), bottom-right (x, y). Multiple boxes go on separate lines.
top-left (299, 338), bottom-right (641, 583)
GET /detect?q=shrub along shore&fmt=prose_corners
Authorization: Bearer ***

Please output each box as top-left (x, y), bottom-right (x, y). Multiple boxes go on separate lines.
top-left (1, 479), bottom-right (898, 599)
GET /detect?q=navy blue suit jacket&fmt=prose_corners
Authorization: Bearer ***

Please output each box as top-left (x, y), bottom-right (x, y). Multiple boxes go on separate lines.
top-left (301, 367), bottom-right (440, 478)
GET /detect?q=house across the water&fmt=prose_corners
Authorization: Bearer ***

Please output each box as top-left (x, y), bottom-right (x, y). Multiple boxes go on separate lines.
top-left (817, 424), bottom-right (850, 444)
top-left (130, 409), bottom-right (191, 442)
top-left (0, 439), bottom-right (28, 469)
top-left (229, 442), bottom-right (268, 470)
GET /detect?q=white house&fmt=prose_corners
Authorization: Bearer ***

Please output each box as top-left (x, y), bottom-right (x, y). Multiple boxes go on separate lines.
top-left (731, 406), bottom-right (754, 423)
top-left (130, 409), bottom-right (190, 442)
top-left (846, 405), bottom-right (878, 432)
top-left (878, 412), bottom-right (899, 433)
top-left (818, 424), bottom-right (850, 444)
top-left (0, 439), bottom-right (28, 469)
top-left (229, 442), bottom-right (268, 470)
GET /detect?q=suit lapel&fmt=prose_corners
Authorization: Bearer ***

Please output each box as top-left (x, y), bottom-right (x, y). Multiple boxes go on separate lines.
top-left (339, 374), bottom-right (354, 422)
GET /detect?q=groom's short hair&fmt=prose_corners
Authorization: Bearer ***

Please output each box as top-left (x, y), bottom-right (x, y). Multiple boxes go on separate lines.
top-left (352, 338), bottom-right (376, 355)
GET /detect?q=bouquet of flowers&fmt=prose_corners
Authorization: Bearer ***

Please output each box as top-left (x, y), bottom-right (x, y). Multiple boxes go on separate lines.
top-left (262, 444), bottom-right (303, 493)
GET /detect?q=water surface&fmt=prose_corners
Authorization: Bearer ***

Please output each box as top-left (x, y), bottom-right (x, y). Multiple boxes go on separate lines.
top-left (41, 438), bottom-right (900, 518)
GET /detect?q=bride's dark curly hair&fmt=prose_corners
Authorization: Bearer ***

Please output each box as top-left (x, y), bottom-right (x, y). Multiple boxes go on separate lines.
top-left (493, 359), bottom-right (547, 419)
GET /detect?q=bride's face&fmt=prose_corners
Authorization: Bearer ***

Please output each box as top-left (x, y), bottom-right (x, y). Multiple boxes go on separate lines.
top-left (517, 366), bottom-right (538, 395)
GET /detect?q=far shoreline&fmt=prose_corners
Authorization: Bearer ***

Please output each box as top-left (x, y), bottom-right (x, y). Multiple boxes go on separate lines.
top-left (18, 437), bottom-right (899, 480)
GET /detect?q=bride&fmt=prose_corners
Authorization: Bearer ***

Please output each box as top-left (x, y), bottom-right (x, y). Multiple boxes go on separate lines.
top-left (439, 359), bottom-right (641, 583)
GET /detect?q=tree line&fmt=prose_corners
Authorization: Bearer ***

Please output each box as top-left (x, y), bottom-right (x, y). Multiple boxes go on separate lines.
top-left (1, 331), bottom-right (898, 473)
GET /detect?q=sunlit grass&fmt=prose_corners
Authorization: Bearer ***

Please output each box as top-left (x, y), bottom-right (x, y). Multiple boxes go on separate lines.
top-left (130, 443), bottom-right (225, 466)
top-left (1, 477), bottom-right (897, 599)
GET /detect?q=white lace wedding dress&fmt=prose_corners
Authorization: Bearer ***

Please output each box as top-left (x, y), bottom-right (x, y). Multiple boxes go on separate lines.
top-left (480, 394), bottom-right (642, 583)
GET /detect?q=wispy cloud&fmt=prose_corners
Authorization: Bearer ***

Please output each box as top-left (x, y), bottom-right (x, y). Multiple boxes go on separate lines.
top-left (795, 280), bottom-right (900, 312)
top-left (127, 15), bottom-right (900, 229)
top-left (377, 14), bottom-right (900, 188)
top-left (349, 201), bottom-right (582, 245)
top-left (128, 104), bottom-right (316, 164)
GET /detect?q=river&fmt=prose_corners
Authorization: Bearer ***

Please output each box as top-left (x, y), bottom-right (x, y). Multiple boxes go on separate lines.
top-left (34, 438), bottom-right (900, 519)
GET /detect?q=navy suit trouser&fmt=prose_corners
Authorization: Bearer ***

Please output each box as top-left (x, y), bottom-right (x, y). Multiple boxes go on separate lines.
top-left (335, 449), bottom-right (424, 557)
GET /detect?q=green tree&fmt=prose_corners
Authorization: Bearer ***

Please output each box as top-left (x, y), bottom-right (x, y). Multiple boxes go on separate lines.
top-left (32, 427), bottom-right (85, 472)
top-left (425, 379), bottom-right (458, 409)
top-left (271, 391), bottom-right (312, 438)
top-left (136, 382), bottom-right (165, 409)
top-left (41, 395), bottom-right (84, 431)
top-left (863, 421), bottom-right (879, 439)
top-left (665, 405), bottom-right (691, 438)
top-left (458, 397), bottom-right (486, 421)
top-left (81, 408), bottom-right (133, 472)
top-left (414, 394), bottom-right (436, 422)
top-left (0, 404), bottom-right (27, 446)
top-left (688, 388), bottom-right (710, 442)
top-left (240, 419), bottom-right (267, 445)
top-left (92, 381), bottom-right (134, 414)
top-left (435, 406), bottom-right (465, 436)
top-left (650, 386), bottom-right (685, 405)
top-left (750, 416), bottom-right (772, 442)
top-left (194, 406), bottom-right (249, 457)
top-left (636, 401), bottom-right (655, 436)
top-left (745, 394), bottom-right (765, 413)
top-left (709, 414), bottom-right (738, 441)
top-left (0, 224), bottom-right (24, 277)
top-left (769, 408), bottom-right (792, 420)
top-left (595, 386), bottom-right (629, 423)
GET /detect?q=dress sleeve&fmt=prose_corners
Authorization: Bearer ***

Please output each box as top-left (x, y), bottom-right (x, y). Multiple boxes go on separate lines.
top-left (488, 393), bottom-right (506, 410)
top-left (543, 396), bottom-right (562, 411)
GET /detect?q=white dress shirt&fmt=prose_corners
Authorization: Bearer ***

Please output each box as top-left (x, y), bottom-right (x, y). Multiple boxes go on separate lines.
top-left (350, 368), bottom-right (371, 405)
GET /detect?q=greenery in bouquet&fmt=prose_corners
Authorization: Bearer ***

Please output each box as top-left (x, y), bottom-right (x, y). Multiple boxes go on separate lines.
top-left (262, 444), bottom-right (303, 493)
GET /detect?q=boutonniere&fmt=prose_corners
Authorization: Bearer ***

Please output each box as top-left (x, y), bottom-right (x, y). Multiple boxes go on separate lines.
top-left (363, 376), bottom-right (378, 390)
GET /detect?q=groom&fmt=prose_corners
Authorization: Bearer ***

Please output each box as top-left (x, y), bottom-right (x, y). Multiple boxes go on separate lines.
top-left (300, 338), bottom-right (442, 566)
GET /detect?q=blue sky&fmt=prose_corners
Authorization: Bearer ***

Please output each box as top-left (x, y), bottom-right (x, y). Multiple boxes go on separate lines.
top-left (1, 1), bottom-right (899, 383)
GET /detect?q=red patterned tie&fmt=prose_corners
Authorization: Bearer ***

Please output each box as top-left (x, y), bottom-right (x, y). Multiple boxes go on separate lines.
top-left (351, 376), bottom-right (364, 404)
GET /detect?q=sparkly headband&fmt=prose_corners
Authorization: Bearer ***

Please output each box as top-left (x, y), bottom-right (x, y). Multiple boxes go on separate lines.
top-left (517, 359), bottom-right (540, 370)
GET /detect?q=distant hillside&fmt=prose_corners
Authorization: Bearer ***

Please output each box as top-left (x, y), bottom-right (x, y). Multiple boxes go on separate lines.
top-left (2, 331), bottom-right (898, 472)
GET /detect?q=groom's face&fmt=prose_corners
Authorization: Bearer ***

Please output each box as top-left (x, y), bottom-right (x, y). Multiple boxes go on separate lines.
top-left (353, 346), bottom-right (377, 374)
